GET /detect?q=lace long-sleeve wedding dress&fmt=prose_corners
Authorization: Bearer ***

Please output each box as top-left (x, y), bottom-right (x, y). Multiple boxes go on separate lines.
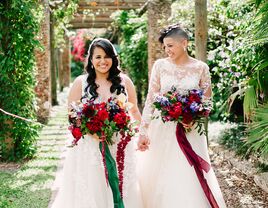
top-left (137, 58), bottom-right (226, 208)
top-left (51, 74), bottom-right (143, 208)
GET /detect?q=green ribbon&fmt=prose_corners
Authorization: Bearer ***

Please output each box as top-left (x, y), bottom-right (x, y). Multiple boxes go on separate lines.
top-left (99, 142), bottom-right (125, 208)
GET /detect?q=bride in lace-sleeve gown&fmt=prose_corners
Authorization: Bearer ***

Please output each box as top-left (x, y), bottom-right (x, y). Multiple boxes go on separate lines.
top-left (51, 38), bottom-right (143, 208)
top-left (137, 24), bottom-right (226, 208)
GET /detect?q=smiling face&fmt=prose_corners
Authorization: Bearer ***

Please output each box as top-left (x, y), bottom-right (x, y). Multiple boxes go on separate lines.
top-left (91, 47), bottom-right (113, 76)
top-left (163, 36), bottom-right (188, 61)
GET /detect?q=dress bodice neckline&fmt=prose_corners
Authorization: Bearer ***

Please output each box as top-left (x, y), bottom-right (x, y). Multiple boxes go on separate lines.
top-left (164, 58), bottom-right (201, 70)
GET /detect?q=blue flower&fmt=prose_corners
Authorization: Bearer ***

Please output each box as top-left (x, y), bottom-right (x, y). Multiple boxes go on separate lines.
top-left (190, 89), bottom-right (203, 97)
top-left (155, 96), bottom-right (171, 106)
top-left (190, 102), bottom-right (200, 113)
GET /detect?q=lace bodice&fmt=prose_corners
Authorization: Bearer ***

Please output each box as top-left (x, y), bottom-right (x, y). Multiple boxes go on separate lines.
top-left (139, 58), bottom-right (212, 136)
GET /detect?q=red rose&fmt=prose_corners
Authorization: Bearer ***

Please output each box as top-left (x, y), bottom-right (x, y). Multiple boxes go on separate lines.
top-left (168, 103), bottom-right (182, 119)
top-left (86, 119), bottom-right (103, 133)
top-left (72, 127), bottom-right (83, 139)
top-left (113, 112), bottom-right (129, 128)
top-left (82, 104), bottom-right (95, 118)
top-left (188, 94), bottom-right (201, 103)
top-left (97, 109), bottom-right (109, 121)
top-left (95, 102), bottom-right (106, 109)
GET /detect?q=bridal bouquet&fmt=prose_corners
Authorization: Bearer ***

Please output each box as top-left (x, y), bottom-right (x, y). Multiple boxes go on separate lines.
top-left (68, 93), bottom-right (137, 203)
top-left (68, 93), bottom-right (137, 146)
top-left (153, 86), bottom-right (212, 134)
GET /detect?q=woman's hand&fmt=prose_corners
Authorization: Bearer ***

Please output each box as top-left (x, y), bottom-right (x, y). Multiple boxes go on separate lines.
top-left (181, 121), bottom-right (194, 129)
top-left (137, 135), bottom-right (150, 151)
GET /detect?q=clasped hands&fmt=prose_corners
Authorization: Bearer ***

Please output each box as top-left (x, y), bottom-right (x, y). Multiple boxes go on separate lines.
top-left (137, 121), bottom-right (194, 151)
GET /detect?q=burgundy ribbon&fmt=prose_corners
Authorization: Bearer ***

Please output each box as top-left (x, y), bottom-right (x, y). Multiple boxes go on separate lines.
top-left (176, 123), bottom-right (219, 208)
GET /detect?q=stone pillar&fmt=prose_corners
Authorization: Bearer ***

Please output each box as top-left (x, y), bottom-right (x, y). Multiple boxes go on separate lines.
top-left (147, 0), bottom-right (171, 77)
top-left (195, 0), bottom-right (208, 62)
top-left (35, 0), bottom-right (51, 123)
top-left (59, 36), bottom-right (71, 91)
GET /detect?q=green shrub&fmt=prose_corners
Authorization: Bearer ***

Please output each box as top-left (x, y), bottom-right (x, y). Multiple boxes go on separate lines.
top-left (246, 103), bottom-right (268, 156)
top-left (111, 11), bottom-right (148, 107)
top-left (71, 60), bottom-right (84, 80)
top-left (0, 0), bottom-right (41, 161)
top-left (219, 124), bottom-right (249, 156)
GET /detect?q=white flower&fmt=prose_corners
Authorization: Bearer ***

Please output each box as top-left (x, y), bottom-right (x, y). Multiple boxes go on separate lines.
top-left (117, 93), bottom-right (127, 104)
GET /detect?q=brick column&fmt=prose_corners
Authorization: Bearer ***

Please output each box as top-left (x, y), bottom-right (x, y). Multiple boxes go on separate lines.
top-left (35, 0), bottom-right (51, 123)
top-left (59, 35), bottom-right (71, 91)
top-left (147, 0), bottom-right (171, 77)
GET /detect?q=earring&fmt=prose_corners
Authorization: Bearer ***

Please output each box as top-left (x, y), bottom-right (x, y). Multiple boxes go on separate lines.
top-left (183, 47), bottom-right (186, 52)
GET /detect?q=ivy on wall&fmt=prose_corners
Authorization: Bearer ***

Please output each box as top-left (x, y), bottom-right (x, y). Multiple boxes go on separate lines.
top-left (0, 0), bottom-right (42, 161)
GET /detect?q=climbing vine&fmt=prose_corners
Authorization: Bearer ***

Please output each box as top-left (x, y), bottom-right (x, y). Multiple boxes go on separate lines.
top-left (0, 0), bottom-right (42, 161)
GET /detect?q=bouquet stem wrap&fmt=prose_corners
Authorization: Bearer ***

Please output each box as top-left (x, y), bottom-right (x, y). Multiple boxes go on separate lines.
top-left (176, 123), bottom-right (219, 208)
top-left (99, 141), bottom-right (125, 208)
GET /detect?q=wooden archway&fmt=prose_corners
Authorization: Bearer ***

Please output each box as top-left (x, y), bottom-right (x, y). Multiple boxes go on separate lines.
top-left (70, 0), bottom-right (146, 29)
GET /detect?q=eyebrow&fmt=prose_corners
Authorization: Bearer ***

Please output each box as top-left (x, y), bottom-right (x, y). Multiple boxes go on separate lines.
top-left (94, 54), bottom-right (111, 58)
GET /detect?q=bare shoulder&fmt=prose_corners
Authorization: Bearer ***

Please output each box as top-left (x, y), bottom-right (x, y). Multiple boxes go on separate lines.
top-left (71, 74), bottom-right (85, 87)
top-left (68, 75), bottom-right (86, 105)
top-left (74, 74), bottom-right (85, 83)
top-left (69, 75), bottom-right (86, 95)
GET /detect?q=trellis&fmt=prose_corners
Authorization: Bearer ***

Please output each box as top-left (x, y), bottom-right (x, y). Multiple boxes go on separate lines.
top-left (70, 0), bottom-right (146, 28)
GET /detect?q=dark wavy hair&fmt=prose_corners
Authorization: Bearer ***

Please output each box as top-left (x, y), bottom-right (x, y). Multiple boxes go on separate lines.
top-left (84, 38), bottom-right (125, 99)
top-left (158, 23), bottom-right (189, 43)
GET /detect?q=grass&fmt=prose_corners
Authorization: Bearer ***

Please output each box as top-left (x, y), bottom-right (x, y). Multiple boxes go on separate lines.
top-left (0, 107), bottom-right (68, 208)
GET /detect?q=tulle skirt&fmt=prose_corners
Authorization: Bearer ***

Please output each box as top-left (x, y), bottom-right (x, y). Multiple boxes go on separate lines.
top-left (137, 118), bottom-right (226, 208)
top-left (51, 135), bottom-right (143, 208)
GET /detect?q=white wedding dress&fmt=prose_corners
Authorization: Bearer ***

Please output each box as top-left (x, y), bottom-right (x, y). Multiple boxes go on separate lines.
top-left (137, 58), bottom-right (226, 208)
top-left (51, 74), bottom-right (143, 208)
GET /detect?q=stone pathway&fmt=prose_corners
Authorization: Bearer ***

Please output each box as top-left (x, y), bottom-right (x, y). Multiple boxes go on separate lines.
top-left (209, 123), bottom-right (268, 208)
top-left (210, 144), bottom-right (268, 208)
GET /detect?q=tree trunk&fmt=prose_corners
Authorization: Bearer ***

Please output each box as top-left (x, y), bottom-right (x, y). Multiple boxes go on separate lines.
top-left (58, 49), bottom-right (64, 92)
top-left (147, 0), bottom-right (172, 77)
top-left (62, 35), bottom-right (71, 88)
top-left (195, 0), bottom-right (209, 144)
top-left (195, 0), bottom-right (208, 62)
top-left (50, 13), bottom-right (58, 105)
